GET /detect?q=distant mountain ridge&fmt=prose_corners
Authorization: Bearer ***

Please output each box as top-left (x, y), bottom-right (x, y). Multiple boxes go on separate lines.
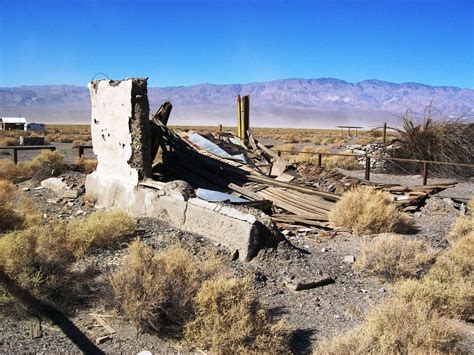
top-left (1, 78), bottom-right (473, 128)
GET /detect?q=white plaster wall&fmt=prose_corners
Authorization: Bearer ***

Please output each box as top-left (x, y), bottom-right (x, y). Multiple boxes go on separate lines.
top-left (88, 80), bottom-right (139, 185)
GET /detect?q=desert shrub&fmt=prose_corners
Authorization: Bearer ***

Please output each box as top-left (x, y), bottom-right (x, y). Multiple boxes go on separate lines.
top-left (0, 180), bottom-right (24, 231)
top-left (0, 223), bottom-right (73, 296)
top-left (321, 137), bottom-right (334, 145)
top-left (291, 146), bottom-right (328, 164)
top-left (285, 133), bottom-right (298, 143)
top-left (323, 151), bottom-right (360, 170)
top-left (0, 180), bottom-right (40, 231)
top-left (68, 209), bottom-right (134, 258)
top-left (0, 137), bottom-right (18, 146)
top-left (0, 160), bottom-right (23, 181)
top-left (111, 242), bottom-right (220, 335)
top-left (72, 139), bottom-right (86, 148)
top-left (370, 130), bottom-right (383, 138)
top-left (395, 231), bottom-right (474, 320)
top-left (389, 108), bottom-right (473, 176)
top-left (312, 136), bottom-right (322, 145)
top-left (185, 277), bottom-right (291, 354)
top-left (448, 212), bottom-right (473, 243)
top-left (329, 187), bottom-right (412, 235)
top-left (317, 300), bottom-right (464, 354)
top-left (18, 150), bottom-right (66, 181)
top-left (73, 157), bottom-right (97, 174)
top-left (0, 210), bottom-right (135, 302)
top-left (353, 234), bottom-right (435, 282)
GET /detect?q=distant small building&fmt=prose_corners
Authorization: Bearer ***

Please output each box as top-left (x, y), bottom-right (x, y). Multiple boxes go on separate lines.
top-left (25, 122), bottom-right (46, 132)
top-left (0, 117), bottom-right (27, 130)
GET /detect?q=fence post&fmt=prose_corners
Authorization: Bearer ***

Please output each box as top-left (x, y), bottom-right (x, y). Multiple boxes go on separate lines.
top-left (236, 95), bottom-right (242, 139)
top-left (241, 95), bottom-right (250, 144)
top-left (277, 150), bottom-right (281, 157)
top-left (13, 148), bottom-right (18, 164)
top-left (365, 156), bottom-right (371, 181)
top-left (79, 146), bottom-right (84, 158)
top-left (423, 162), bottom-right (429, 186)
top-left (318, 153), bottom-right (322, 168)
top-left (383, 122), bottom-right (387, 144)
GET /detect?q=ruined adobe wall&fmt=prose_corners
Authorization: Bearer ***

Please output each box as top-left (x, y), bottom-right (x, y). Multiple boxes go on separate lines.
top-left (88, 78), bottom-right (151, 184)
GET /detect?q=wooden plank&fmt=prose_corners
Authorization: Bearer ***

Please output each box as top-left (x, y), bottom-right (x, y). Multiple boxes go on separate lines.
top-left (91, 313), bottom-right (116, 335)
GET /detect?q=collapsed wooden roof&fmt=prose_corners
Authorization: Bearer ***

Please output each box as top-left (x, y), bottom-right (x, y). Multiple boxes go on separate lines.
top-left (146, 122), bottom-right (455, 229)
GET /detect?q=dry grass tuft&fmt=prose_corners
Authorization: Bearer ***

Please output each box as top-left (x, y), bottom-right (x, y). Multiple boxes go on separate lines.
top-left (448, 213), bottom-right (473, 243)
top-left (18, 150), bottom-right (66, 181)
top-left (0, 180), bottom-right (40, 231)
top-left (0, 160), bottom-right (23, 181)
top-left (0, 180), bottom-right (24, 231)
top-left (0, 210), bottom-right (134, 300)
top-left (111, 242), bottom-right (220, 335)
top-left (353, 234), bottom-right (435, 282)
top-left (395, 230), bottom-right (474, 320)
top-left (329, 187), bottom-right (412, 235)
top-left (73, 157), bottom-right (97, 174)
top-left (0, 223), bottom-right (73, 295)
top-left (317, 300), bottom-right (464, 355)
top-left (68, 209), bottom-right (134, 258)
top-left (185, 277), bottom-right (291, 354)
top-left (323, 151), bottom-right (360, 170)
top-left (0, 137), bottom-right (18, 147)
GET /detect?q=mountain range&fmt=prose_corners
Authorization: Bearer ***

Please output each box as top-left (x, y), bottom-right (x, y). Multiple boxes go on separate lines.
top-left (1, 78), bottom-right (473, 128)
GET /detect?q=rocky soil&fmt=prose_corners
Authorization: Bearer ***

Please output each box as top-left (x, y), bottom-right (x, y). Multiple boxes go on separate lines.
top-left (0, 169), bottom-right (471, 354)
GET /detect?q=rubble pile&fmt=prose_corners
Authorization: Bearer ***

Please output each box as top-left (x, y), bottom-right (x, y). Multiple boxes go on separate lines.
top-left (346, 143), bottom-right (396, 170)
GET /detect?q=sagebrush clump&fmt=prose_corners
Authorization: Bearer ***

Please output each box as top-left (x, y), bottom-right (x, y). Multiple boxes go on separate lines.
top-left (353, 234), bottom-right (435, 282)
top-left (68, 209), bottom-right (134, 257)
top-left (112, 242), bottom-right (291, 351)
top-left (0, 160), bottom-right (23, 182)
top-left (395, 230), bottom-right (474, 320)
top-left (0, 180), bottom-right (40, 231)
top-left (316, 300), bottom-right (463, 354)
top-left (0, 209), bottom-right (135, 300)
top-left (73, 157), bottom-right (97, 174)
top-left (18, 150), bottom-right (66, 181)
top-left (185, 277), bottom-right (291, 354)
top-left (329, 187), bottom-right (412, 235)
top-left (111, 242), bottom-right (221, 335)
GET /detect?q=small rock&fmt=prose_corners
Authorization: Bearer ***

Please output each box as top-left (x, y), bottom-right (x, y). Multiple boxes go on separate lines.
top-left (41, 177), bottom-right (67, 192)
top-left (137, 351), bottom-right (152, 355)
top-left (343, 255), bottom-right (356, 263)
top-left (46, 198), bottom-right (59, 204)
top-left (75, 210), bottom-right (84, 216)
top-left (320, 247), bottom-right (327, 253)
top-left (379, 287), bottom-right (386, 293)
top-left (22, 187), bottom-right (30, 191)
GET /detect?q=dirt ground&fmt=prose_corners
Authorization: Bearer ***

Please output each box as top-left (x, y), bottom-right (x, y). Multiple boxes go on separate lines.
top-left (1, 167), bottom-right (471, 353)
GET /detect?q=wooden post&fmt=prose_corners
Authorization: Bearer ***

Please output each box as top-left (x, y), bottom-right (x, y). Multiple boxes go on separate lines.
top-left (237, 95), bottom-right (242, 139)
top-left (277, 150), bottom-right (281, 157)
top-left (365, 156), bottom-right (371, 181)
top-left (318, 153), bottom-right (322, 168)
top-left (422, 162), bottom-right (429, 186)
top-left (13, 148), bottom-right (18, 164)
top-left (241, 95), bottom-right (250, 143)
top-left (383, 122), bottom-right (387, 144)
top-left (79, 146), bottom-right (84, 158)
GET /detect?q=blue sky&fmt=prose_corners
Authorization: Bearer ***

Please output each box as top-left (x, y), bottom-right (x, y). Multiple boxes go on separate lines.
top-left (0, 0), bottom-right (473, 88)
